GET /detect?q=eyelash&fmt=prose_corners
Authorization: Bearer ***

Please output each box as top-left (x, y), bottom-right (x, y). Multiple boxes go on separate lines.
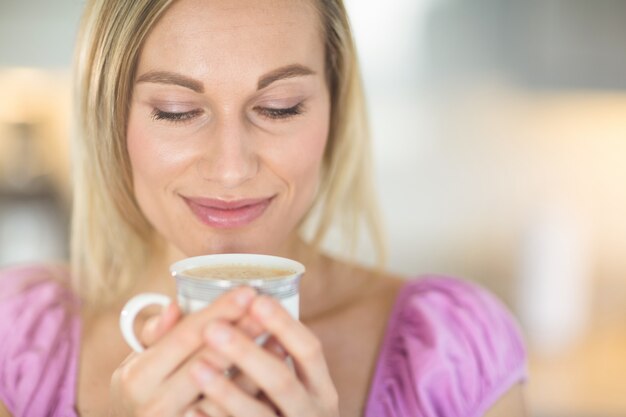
top-left (150, 103), bottom-right (304, 124)
top-left (151, 109), bottom-right (203, 123)
top-left (254, 103), bottom-right (304, 120)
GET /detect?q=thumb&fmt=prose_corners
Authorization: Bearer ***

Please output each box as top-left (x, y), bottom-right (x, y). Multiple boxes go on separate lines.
top-left (140, 303), bottom-right (182, 347)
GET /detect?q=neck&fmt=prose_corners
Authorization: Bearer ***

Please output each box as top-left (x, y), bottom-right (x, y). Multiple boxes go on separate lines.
top-left (278, 237), bottom-right (363, 321)
top-left (277, 237), bottom-right (335, 320)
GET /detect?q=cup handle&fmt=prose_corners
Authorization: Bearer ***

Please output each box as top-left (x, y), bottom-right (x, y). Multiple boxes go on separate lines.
top-left (120, 293), bottom-right (172, 353)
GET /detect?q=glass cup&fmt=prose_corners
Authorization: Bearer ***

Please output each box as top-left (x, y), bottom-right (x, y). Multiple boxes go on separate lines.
top-left (120, 253), bottom-right (305, 352)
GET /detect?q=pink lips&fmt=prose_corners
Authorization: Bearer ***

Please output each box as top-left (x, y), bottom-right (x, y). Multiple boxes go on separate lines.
top-left (184, 196), bottom-right (273, 229)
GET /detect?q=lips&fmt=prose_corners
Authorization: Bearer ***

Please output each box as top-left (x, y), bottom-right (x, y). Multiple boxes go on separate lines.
top-left (184, 196), bottom-right (273, 229)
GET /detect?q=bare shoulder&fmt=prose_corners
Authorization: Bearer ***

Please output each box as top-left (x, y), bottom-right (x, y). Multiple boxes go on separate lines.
top-left (341, 263), bottom-right (407, 310)
top-left (327, 255), bottom-right (403, 289)
top-left (359, 266), bottom-right (407, 298)
top-left (305, 253), bottom-right (409, 325)
top-left (483, 383), bottom-right (528, 417)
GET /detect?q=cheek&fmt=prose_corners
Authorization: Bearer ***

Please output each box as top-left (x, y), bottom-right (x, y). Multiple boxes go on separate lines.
top-left (296, 129), bottom-right (327, 184)
top-left (126, 117), bottom-right (167, 233)
top-left (278, 112), bottom-right (329, 200)
top-left (127, 123), bottom-right (155, 185)
top-left (127, 112), bottom-right (197, 194)
top-left (126, 110), bottom-right (203, 238)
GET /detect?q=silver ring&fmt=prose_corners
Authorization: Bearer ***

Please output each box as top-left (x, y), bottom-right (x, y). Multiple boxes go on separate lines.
top-left (223, 366), bottom-right (239, 379)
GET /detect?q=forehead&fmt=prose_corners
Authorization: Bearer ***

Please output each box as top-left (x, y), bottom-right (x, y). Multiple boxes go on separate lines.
top-left (138, 0), bottom-right (324, 83)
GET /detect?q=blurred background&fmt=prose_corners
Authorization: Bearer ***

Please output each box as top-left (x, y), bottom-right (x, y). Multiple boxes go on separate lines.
top-left (1, 0), bottom-right (626, 416)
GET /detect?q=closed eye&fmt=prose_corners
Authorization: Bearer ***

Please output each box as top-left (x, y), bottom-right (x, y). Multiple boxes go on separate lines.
top-left (151, 108), bottom-right (203, 123)
top-left (254, 103), bottom-right (304, 120)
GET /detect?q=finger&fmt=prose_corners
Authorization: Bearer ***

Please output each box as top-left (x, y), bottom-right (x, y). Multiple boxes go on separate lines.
top-left (135, 370), bottom-right (202, 416)
top-left (191, 360), bottom-right (276, 417)
top-left (264, 336), bottom-right (288, 360)
top-left (236, 315), bottom-right (289, 364)
top-left (140, 312), bottom-right (281, 405)
top-left (190, 315), bottom-right (282, 401)
top-left (132, 341), bottom-right (251, 417)
top-left (182, 408), bottom-right (213, 417)
top-left (123, 286), bottom-right (257, 394)
top-left (204, 320), bottom-right (311, 417)
top-left (198, 349), bottom-right (260, 398)
top-left (140, 303), bottom-right (182, 347)
top-left (237, 314), bottom-right (265, 338)
top-left (126, 347), bottom-right (223, 415)
top-left (250, 295), bottom-right (334, 395)
top-left (206, 317), bottom-right (288, 400)
top-left (257, 391), bottom-right (282, 415)
top-left (160, 302), bottom-right (183, 331)
top-left (198, 313), bottom-right (276, 370)
top-left (140, 315), bottom-right (160, 346)
top-left (191, 396), bottom-right (230, 417)
top-left (212, 317), bottom-right (290, 407)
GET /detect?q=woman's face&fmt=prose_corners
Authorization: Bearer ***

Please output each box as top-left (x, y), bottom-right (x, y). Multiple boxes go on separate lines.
top-left (127, 0), bottom-right (330, 257)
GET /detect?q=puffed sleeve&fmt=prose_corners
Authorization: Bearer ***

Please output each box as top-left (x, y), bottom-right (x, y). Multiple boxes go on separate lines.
top-left (365, 277), bottom-right (527, 417)
top-left (0, 264), bottom-right (80, 417)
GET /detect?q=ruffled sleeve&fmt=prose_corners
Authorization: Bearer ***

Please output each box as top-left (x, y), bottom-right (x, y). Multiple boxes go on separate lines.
top-left (0, 264), bottom-right (80, 417)
top-left (365, 276), bottom-right (527, 417)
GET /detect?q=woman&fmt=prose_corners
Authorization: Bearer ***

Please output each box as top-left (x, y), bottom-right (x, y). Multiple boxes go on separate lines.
top-left (0, 0), bottom-right (527, 416)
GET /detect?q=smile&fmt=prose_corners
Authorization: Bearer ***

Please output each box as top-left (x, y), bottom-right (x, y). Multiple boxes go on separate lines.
top-left (183, 196), bottom-right (274, 229)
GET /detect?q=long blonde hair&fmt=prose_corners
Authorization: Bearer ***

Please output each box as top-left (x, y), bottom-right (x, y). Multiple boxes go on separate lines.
top-left (72, 0), bottom-right (385, 310)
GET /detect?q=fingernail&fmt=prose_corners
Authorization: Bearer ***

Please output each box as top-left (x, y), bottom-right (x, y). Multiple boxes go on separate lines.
top-left (206, 322), bottom-right (232, 345)
top-left (157, 305), bottom-right (171, 328)
top-left (163, 302), bottom-right (176, 318)
top-left (191, 361), bottom-right (216, 386)
top-left (255, 296), bottom-right (273, 318)
top-left (234, 286), bottom-right (255, 307)
top-left (144, 317), bottom-right (159, 336)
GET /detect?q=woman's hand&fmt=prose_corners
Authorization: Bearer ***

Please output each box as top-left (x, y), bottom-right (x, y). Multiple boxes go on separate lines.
top-left (109, 286), bottom-right (257, 417)
top-left (190, 295), bottom-right (340, 417)
top-left (137, 292), bottom-right (290, 417)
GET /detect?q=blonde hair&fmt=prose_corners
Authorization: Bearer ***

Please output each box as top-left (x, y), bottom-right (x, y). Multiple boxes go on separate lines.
top-left (72, 0), bottom-right (385, 310)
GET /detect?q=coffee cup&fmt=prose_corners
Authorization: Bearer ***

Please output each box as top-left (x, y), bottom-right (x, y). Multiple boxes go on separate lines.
top-left (120, 253), bottom-right (305, 352)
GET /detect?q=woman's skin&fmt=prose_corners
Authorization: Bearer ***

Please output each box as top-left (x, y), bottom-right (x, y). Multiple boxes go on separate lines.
top-left (127, 0), bottom-right (330, 260)
top-left (0, 0), bottom-right (527, 416)
top-left (78, 250), bottom-right (404, 417)
top-left (77, 1), bottom-right (406, 416)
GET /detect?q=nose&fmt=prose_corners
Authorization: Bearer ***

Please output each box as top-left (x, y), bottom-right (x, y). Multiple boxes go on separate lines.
top-left (197, 116), bottom-right (259, 189)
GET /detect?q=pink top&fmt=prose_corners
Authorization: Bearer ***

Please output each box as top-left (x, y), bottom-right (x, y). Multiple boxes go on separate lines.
top-left (364, 277), bottom-right (526, 417)
top-left (0, 265), bottom-right (80, 417)
top-left (0, 265), bottom-right (526, 417)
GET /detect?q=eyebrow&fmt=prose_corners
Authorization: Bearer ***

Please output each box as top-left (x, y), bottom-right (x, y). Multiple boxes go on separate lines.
top-left (136, 71), bottom-right (204, 93)
top-left (257, 64), bottom-right (315, 90)
top-left (135, 64), bottom-right (315, 93)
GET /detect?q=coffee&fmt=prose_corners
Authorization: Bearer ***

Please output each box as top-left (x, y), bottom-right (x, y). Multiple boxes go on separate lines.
top-left (183, 265), bottom-right (294, 280)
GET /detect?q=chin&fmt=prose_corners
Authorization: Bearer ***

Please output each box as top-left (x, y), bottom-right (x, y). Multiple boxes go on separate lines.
top-left (179, 236), bottom-right (280, 257)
